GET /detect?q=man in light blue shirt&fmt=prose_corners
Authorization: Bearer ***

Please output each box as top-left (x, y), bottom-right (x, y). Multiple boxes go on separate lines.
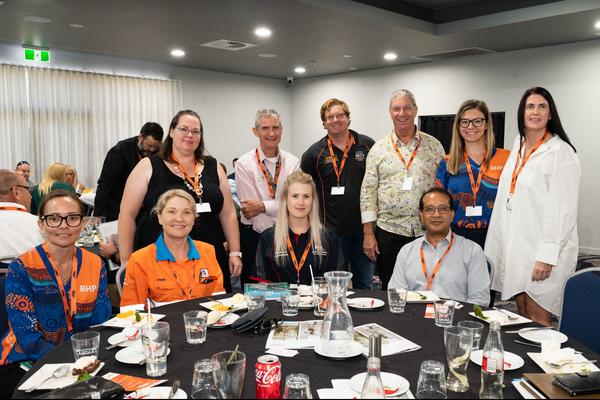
top-left (389, 188), bottom-right (490, 306)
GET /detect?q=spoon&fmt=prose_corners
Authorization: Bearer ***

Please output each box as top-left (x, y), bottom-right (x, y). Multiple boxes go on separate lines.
top-left (545, 359), bottom-right (597, 369)
top-left (26, 364), bottom-right (70, 392)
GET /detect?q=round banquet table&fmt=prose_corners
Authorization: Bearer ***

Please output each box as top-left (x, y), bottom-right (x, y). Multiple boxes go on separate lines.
top-left (13, 289), bottom-right (600, 399)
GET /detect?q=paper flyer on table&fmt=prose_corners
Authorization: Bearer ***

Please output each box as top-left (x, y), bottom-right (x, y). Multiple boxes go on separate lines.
top-left (266, 320), bottom-right (323, 349)
top-left (354, 323), bottom-right (421, 356)
top-left (102, 372), bottom-right (167, 392)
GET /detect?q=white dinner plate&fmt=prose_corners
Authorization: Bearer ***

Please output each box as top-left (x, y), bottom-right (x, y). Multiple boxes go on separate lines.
top-left (406, 291), bottom-right (440, 303)
top-left (348, 297), bottom-right (384, 310)
top-left (350, 372), bottom-right (410, 397)
top-left (519, 329), bottom-right (568, 344)
top-left (102, 313), bottom-right (165, 329)
top-left (199, 297), bottom-right (248, 313)
top-left (528, 352), bottom-right (600, 374)
top-left (298, 296), bottom-right (314, 309)
top-left (107, 328), bottom-right (142, 348)
top-left (314, 341), bottom-right (364, 359)
top-left (209, 312), bottom-right (240, 328)
top-left (115, 346), bottom-right (171, 364)
top-left (468, 310), bottom-right (532, 326)
top-left (142, 386), bottom-right (187, 399)
top-left (18, 362), bottom-right (105, 391)
top-left (470, 350), bottom-right (524, 370)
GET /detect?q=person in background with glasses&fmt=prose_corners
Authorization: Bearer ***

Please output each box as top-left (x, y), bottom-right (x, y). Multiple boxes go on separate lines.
top-left (30, 162), bottom-right (75, 216)
top-left (435, 99), bottom-right (510, 250)
top-left (388, 188), bottom-right (490, 307)
top-left (15, 160), bottom-right (36, 186)
top-left (0, 170), bottom-right (44, 258)
top-left (0, 190), bottom-right (110, 391)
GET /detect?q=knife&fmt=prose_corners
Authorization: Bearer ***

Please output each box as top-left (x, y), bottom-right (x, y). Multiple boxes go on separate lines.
top-left (506, 326), bottom-right (553, 334)
top-left (168, 380), bottom-right (180, 399)
top-left (514, 339), bottom-right (541, 348)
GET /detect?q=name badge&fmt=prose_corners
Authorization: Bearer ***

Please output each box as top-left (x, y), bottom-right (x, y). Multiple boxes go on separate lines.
top-left (331, 186), bottom-right (345, 195)
top-left (506, 193), bottom-right (513, 211)
top-left (465, 206), bottom-right (482, 217)
top-left (200, 268), bottom-right (209, 278)
top-left (196, 203), bottom-right (212, 213)
top-left (402, 177), bottom-right (413, 191)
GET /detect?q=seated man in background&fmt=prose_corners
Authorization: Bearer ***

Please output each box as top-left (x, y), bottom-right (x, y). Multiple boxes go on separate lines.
top-left (0, 170), bottom-right (44, 258)
top-left (389, 187), bottom-right (490, 306)
top-left (15, 160), bottom-right (36, 186)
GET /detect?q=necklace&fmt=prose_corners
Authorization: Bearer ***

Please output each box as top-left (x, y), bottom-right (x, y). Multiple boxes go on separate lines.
top-left (60, 266), bottom-right (73, 284)
top-left (171, 152), bottom-right (203, 200)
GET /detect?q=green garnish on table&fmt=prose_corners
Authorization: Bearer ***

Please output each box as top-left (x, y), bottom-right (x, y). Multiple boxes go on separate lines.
top-left (135, 311), bottom-right (141, 322)
top-left (420, 295), bottom-right (427, 300)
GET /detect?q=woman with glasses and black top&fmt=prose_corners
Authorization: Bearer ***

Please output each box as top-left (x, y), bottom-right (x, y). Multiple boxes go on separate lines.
top-left (0, 190), bottom-right (111, 393)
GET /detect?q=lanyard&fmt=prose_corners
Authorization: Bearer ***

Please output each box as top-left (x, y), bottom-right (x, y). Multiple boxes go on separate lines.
top-left (40, 243), bottom-right (80, 333)
top-left (286, 236), bottom-right (312, 285)
top-left (510, 130), bottom-right (548, 194)
top-left (464, 150), bottom-right (487, 203)
top-left (0, 206), bottom-right (28, 212)
top-left (419, 232), bottom-right (454, 290)
top-left (327, 133), bottom-right (353, 187)
top-left (137, 153), bottom-right (143, 161)
top-left (255, 148), bottom-right (281, 199)
top-left (391, 131), bottom-right (421, 172)
top-left (171, 152), bottom-right (201, 197)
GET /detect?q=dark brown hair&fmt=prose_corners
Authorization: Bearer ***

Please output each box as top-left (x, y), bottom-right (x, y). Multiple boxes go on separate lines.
top-left (38, 189), bottom-right (84, 217)
top-left (157, 110), bottom-right (212, 163)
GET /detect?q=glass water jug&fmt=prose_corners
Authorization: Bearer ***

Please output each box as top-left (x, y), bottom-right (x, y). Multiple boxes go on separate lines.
top-left (320, 271), bottom-right (354, 357)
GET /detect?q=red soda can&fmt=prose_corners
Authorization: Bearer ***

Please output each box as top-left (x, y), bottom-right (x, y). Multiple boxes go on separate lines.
top-left (256, 355), bottom-right (281, 399)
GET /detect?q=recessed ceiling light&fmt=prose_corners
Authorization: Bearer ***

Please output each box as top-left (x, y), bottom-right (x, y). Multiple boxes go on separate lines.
top-left (384, 53), bottom-right (397, 60)
top-left (258, 54), bottom-right (277, 58)
top-left (349, 67), bottom-right (357, 70)
top-left (171, 50), bottom-right (185, 57)
top-left (295, 67), bottom-right (306, 73)
top-left (596, 32), bottom-right (600, 36)
top-left (70, 24), bottom-right (83, 28)
top-left (343, 55), bottom-right (352, 58)
top-left (595, 21), bottom-right (600, 28)
top-left (23, 16), bottom-right (51, 23)
top-left (255, 28), bottom-right (271, 37)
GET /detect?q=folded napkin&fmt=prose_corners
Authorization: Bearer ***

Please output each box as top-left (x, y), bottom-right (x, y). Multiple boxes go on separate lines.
top-left (541, 337), bottom-right (576, 363)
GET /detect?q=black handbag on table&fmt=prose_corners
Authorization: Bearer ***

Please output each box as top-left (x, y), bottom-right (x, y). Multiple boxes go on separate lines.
top-left (553, 371), bottom-right (600, 396)
top-left (231, 306), bottom-right (269, 333)
top-left (34, 377), bottom-right (125, 399)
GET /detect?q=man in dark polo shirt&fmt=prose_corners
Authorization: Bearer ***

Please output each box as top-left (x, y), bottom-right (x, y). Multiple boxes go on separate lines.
top-left (301, 98), bottom-right (376, 289)
top-left (94, 122), bottom-right (163, 221)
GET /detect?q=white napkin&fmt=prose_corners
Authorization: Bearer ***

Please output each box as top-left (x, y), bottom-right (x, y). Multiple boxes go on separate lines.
top-left (541, 338), bottom-right (576, 363)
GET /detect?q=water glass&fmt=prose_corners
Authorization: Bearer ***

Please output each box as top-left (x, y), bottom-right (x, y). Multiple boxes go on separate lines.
top-left (141, 321), bottom-right (170, 377)
top-left (458, 320), bottom-right (484, 350)
top-left (434, 300), bottom-right (455, 327)
top-left (212, 351), bottom-right (246, 399)
top-left (192, 359), bottom-right (217, 399)
top-left (284, 373), bottom-right (312, 399)
top-left (281, 290), bottom-right (300, 316)
top-left (444, 326), bottom-right (473, 393)
top-left (247, 291), bottom-right (266, 312)
top-left (184, 311), bottom-right (208, 344)
top-left (312, 277), bottom-right (328, 317)
top-left (387, 287), bottom-right (408, 313)
top-left (81, 219), bottom-right (95, 247)
top-left (71, 331), bottom-right (100, 360)
top-left (415, 360), bottom-right (447, 399)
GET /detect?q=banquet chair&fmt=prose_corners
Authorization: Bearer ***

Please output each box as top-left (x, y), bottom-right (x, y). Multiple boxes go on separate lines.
top-left (0, 274), bottom-right (8, 337)
top-left (0, 255), bottom-right (17, 275)
top-left (116, 264), bottom-right (127, 295)
top-left (558, 267), bottom-right (600, 355)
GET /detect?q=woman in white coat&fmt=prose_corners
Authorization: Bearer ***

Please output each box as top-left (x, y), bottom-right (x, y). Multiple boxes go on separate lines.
top-left (485, 87), bottom-right (580, 326)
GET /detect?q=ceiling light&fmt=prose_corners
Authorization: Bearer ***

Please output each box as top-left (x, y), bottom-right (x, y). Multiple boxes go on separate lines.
top-left (343, 55), bottom-right (352, 58)
top-left (384, 53), bottom-right (397, 60)
top-left (595, 21), bottom-right (600, 28)
top-left (349, 67), bottom-right (357, 70)
top-left (23, 16), bottom-right (51, 23)
top-left (295, 67), bottom-right (306, 73)
top-left (258, 54), bottom-right (277, 58)
top-left (70, 24), bottom-right (83, 28)
top-left (171, 50), bottom-right (185, 57)
top-left (255, 28), bottom-right (271, 37)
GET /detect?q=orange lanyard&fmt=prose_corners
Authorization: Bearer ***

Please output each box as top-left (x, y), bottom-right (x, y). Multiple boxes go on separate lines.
top-left (171, 152), bottom-right (201, 196)
top-left (391, 131), bottom-right (421, 172)
top-left (510, 130), bottom-right (548, 194)
top-left (419, 232), bottom-right (454, 290)
top-left (327, 133), bottom-right (353, 187)
top-left (286, 236), bottom-right (312, 285)
top-left (464, 150), bottom-right (487, 203)
top-left (255, 148), bottom-right (281, 199)
top-left (0, 206), bottom-right (28, 212)
top-left (137, 153), bottom-right (143, 161)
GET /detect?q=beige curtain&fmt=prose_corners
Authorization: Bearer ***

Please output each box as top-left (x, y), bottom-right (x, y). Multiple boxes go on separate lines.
top-left (0, 64), bottom-right (182, 187)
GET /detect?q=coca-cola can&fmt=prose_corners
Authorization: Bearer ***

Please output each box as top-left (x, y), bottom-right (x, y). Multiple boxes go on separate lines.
top-left (256, 355), bottom-right (281, 399)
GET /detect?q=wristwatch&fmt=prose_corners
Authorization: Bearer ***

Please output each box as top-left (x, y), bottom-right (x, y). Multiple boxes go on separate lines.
top-left (229, 251), bottom-right (242, 258)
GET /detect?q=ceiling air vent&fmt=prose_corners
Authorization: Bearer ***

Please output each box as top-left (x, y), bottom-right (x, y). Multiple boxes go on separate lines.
top-left (412, 47), bottom-right (495, 62)
top-left (200, 39), bottom-right (257, 51)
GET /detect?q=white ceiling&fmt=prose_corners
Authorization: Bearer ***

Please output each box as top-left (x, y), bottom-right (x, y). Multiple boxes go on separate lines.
top-left (1, 0), bottom-right (600, 79)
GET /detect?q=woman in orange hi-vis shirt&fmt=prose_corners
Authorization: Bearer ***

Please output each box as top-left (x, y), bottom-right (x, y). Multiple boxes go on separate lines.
top-left (120, 189), bottom-right (224, 308)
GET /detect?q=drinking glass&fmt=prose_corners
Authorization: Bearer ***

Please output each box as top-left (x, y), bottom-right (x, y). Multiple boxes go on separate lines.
top-left (71, 331), bottom-right (100, 360)
top-left (247, 291), bottom-right (266, 312)
top-left (81, 219), bottom-right (95, 247)
top-left (444, 326), bottom-right (473, 393)
top-left (141, 321), bottom-right (170, 377)
top-left (281, 290), bottom-right (300, 316)
top-left (284, 373), bottom-right (312, 399)
top-left (192, 359), bottom-right (217, 399)
top-left (415, 360), bottom-right (447, 399)
top-left (458, 320), bottom-right (484, 351)
top-left (387, 288), bottom-right (408, 313)
top-left (184, 311), bottom-right (208, 344)
top-left (212, 350), bottom-right (246, 399)
top-left (312, 277), bottom-right (328, 317)
top-left (434, 300), bottom-right (455, 327)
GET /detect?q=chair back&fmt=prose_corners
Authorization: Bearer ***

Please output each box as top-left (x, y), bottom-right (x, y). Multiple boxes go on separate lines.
top-left (0, 255), bottom-right (17, 275)
top-left (0, 275), bottom-right (8, 338)
top-left (559, 267), bottom-right (600, 354)
top-left (116, 264), bottom-right (127, 295)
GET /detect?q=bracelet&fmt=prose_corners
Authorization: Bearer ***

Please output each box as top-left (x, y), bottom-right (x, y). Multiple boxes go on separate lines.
top-left (229, 251), bottom-right (242, 258)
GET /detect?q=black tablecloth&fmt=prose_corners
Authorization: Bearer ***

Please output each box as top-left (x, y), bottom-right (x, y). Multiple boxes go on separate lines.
top-left (13, 289), bottom-right (600, 399)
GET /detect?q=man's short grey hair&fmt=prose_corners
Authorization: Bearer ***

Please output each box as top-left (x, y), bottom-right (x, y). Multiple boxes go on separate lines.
top-left (255, 109), bottom-right (282, 129)
top-left (389, 89), bottom-right (417, 108)
top-left (0, 169), bottom-right (20, 198)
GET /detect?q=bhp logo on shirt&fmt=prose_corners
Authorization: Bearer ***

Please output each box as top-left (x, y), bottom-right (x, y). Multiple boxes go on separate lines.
top-left (80, 285), bottom-right (97, 292)
top-left (489, 165), bottom-right (503, 171)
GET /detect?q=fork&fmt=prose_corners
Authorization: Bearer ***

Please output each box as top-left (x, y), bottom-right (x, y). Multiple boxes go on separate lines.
top-left (493, 307), bottom-right (519, 321)
top-left (545, 360), bottom-right (597, 368)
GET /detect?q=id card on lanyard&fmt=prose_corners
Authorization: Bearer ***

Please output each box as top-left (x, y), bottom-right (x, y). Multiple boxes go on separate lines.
top-left (464, 150), bottom-right (487, 217)
top-left (391, 132), bottom-right (421, 191)
top-left (327, 134), bottom-right (353, 195)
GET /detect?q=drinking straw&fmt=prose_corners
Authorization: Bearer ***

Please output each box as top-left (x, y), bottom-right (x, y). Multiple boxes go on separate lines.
top-left (309, 265), bottom-right (318, 306)
top-left (146, 298), bottom-right (155, 362)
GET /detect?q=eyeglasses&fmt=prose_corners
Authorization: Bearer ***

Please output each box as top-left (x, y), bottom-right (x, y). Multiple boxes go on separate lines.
top-left (422, 206), bottom-right (452, 215)
top-left (40, 214), bottom-right (84, 227)
top-left (175, 126), bottom-right (202, 137)
top-left (391, 105), bottom-right (414, 113)
top-left (254, 317), bottom-right (283, 334)
top-left (14, 185), bottom-right (32, 193)
top-left (325, 113), bottom-right (347, 121)
top-left (458, 118), bottom-right (486, 128)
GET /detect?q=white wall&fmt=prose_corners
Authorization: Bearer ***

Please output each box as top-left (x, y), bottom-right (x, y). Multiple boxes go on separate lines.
top-left (288, 39), bottom-right (600, 254)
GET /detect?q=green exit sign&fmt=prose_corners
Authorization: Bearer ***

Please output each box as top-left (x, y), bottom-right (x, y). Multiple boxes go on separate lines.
top-left (23, 48), bottom-right (50, 62)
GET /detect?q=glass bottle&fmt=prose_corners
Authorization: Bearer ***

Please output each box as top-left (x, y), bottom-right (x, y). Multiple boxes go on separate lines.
top-left (320, 271), bottom-right (353, 357)
top-left (361, 357), bottom-right (385, 399)
top-left (479, 321), bottom-right (504, 399)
